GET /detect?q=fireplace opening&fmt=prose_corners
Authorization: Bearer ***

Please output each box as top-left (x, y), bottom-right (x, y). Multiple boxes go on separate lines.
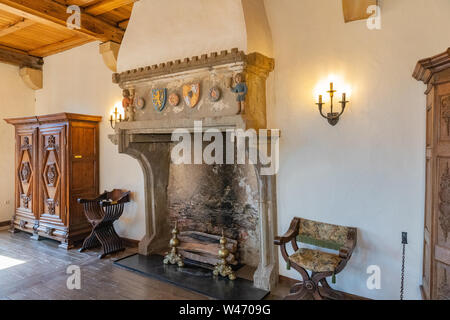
top-left (168, 163), bottom-right (260, 269)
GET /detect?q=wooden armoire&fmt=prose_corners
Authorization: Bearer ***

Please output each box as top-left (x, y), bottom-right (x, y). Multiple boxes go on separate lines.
top-left (414, 48), bottom-right (450, 300)
top-left (5, 113), bottom-right (102, 249)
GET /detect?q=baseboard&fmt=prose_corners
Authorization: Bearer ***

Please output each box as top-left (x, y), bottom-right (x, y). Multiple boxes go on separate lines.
top-left (122, 237), bottom-right (139, 248)
top-left (0, 220), bottom-right (11, 231)
top-left (279, 275), bottom-right (371, 300)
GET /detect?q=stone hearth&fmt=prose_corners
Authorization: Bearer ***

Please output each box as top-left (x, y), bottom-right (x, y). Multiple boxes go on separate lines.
top-left (109, 49), bottom-right (278, 290)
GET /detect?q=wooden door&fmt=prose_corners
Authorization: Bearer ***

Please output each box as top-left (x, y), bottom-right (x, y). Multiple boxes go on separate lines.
top-left (68, 121), bottom-right (99, 233)
top-left (15, 127), bottom-right (38, 230)
top-left (38, 124), bottom-right (67, 230)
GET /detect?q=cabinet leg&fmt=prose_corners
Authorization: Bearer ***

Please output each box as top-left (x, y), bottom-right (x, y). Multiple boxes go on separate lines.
top-left (59, 241), bottom-right (75, 250)
top-left (9, 218), bottom-right (19, 234)
top-left (30, 233), bottom-right (42, 241)
top-left (59, 242), bottom-right (69, 250)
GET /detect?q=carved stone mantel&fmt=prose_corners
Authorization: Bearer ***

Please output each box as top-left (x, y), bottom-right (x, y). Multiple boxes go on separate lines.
top-left (112, 49), bottom-right (274, 131)
top-left (109, 49), bottom-right (278, 290)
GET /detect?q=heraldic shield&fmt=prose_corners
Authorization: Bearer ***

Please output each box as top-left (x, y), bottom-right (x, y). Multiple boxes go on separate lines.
top-left (152, 88), bottom-right (167, 112)
top-left (183, 83), bottom-right (200, 108)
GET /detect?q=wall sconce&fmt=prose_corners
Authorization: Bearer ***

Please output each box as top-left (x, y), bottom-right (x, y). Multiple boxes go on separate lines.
top-left (316, 82), bottom-right (349, 126)
top-left (110, 106), bottom-right (123, 129)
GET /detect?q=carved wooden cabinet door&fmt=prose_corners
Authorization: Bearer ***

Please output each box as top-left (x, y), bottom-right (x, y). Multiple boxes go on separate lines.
top-left (15, 127), bottom-right (38, 231)
top-left (435, 91), bottom-right (450, 300)
top-left (38, 125), bottom-right (67, 232)
top-left (67, 121), bottom-right (99, 233)
top-left (423, 89), bottom-right (434, 300)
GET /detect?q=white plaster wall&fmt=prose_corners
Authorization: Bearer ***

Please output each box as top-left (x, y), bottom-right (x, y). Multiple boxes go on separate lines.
top-left (23, 0), bottom-right (450, 300)
top-left (0, 63), bottom-right (35, 224)
top-left (118, 0), bottom-right (248, 71)
top-left (264, 0), bottom-right (450, 300)
top-left (34, 43), bottom-right (145, 240)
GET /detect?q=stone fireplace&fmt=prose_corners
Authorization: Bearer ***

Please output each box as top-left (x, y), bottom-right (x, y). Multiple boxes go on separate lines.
top-left (109, 49), bottom-right (279, 290)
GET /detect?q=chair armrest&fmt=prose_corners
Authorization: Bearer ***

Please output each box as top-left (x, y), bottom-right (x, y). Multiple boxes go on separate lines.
top-left (99, 200), bottom-right (114, 207)
top-left (78, 198), bottom-right (97, 204)
top-left (339, 228), bottom-right (357, 259)
top-left (100, 192), bottom-right (131, 207)
top-left (78, 192), bottom-right (108, 204)
top-left (114, 191), bottom-right (130, 204)
top-left (274, 218), bottom-right (300, 245)
top-left (100, 200), bottom-right (121, 207)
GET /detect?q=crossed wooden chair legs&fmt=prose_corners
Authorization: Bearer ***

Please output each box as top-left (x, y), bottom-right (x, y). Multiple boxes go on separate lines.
top-left (78, 190), bottom-right (130, 259)
top-left (285, 267), bottom-right (345, 300)
top-left (79, 222), bottom-right (125, 259)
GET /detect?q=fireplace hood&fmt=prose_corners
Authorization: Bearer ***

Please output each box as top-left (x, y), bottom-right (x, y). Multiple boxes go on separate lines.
top-left (117, 0), bottom-right (273, 72)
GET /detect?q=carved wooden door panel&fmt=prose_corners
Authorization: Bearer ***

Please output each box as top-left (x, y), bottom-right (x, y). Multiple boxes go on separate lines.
top-left (436, 91), bottom-right (450, 300)
top-left (68, 122), bottom-right (99, 231)
top-left (15, 128), bottom-right (38, 227)
top-left (38, 125), bottom-right (66, 229)
top-left (423, 88), bottom-right (434, 300)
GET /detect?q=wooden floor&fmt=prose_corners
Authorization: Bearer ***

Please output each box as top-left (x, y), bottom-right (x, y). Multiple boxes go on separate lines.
top-left (0, 231), bottom-right (293, 300)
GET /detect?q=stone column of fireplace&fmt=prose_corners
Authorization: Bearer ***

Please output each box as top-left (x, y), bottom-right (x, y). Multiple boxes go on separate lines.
top-left (109, 49), bottom-right (279, 290)
top-left (112, 131), bottom-right (173, 255)
top-left (253, 166), bottom-right (279, 290)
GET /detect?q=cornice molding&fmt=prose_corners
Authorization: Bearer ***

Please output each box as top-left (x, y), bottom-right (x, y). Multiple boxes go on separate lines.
top-left (113, 48), bottom-right (274, 87)
top-left (5, 113), bottom-right (102, 125)
top-left (413, 48), bottom-right (450, 84)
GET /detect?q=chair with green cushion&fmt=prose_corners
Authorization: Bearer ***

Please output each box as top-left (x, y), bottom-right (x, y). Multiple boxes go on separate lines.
top-left (275, 217), bottom-right (357, 300)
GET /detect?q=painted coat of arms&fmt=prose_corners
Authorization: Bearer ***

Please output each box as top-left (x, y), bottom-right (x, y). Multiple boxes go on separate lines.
top-left (152, 88), bottom-right (167, 112)
top-left (183, 83), bottom-right (200, 108)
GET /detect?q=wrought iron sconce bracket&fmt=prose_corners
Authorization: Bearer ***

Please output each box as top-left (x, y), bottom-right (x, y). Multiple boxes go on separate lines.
top-left (316, 82), bottom-right (349, 126)
top-left (110, 107), bottom-right (123, 129)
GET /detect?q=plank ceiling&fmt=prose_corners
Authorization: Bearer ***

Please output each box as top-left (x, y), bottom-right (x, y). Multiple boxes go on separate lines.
top-left (0, 0), bottom-right (134, 67)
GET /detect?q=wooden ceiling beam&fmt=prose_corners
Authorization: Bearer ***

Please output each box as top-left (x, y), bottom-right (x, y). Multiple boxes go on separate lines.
top-left (28, 35), bottom-right (92, 57)
top-left (0, 44), bottom-right (43, 69)
top-left (0, 18), bottom-right (34, 37)
top-left (85, 0), bottom-right (136, 16)
top-left (118, 19), bottom-right (129, 30)
top-left (0, 4), bottom-right (78, 35)
top-left (0, 0), bottom-right (124, 43)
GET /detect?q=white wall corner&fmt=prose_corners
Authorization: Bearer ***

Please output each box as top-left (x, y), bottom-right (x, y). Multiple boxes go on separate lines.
top-left (241, 0), bottom-right (273, 57)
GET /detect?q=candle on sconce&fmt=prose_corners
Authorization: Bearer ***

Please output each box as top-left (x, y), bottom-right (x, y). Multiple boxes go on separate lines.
top-left (342, 93), bottom-right (346, 102)
top-left (318, 95), bottom-right (323, 105)
top-left (110, 102), bottom-right (124, 129)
